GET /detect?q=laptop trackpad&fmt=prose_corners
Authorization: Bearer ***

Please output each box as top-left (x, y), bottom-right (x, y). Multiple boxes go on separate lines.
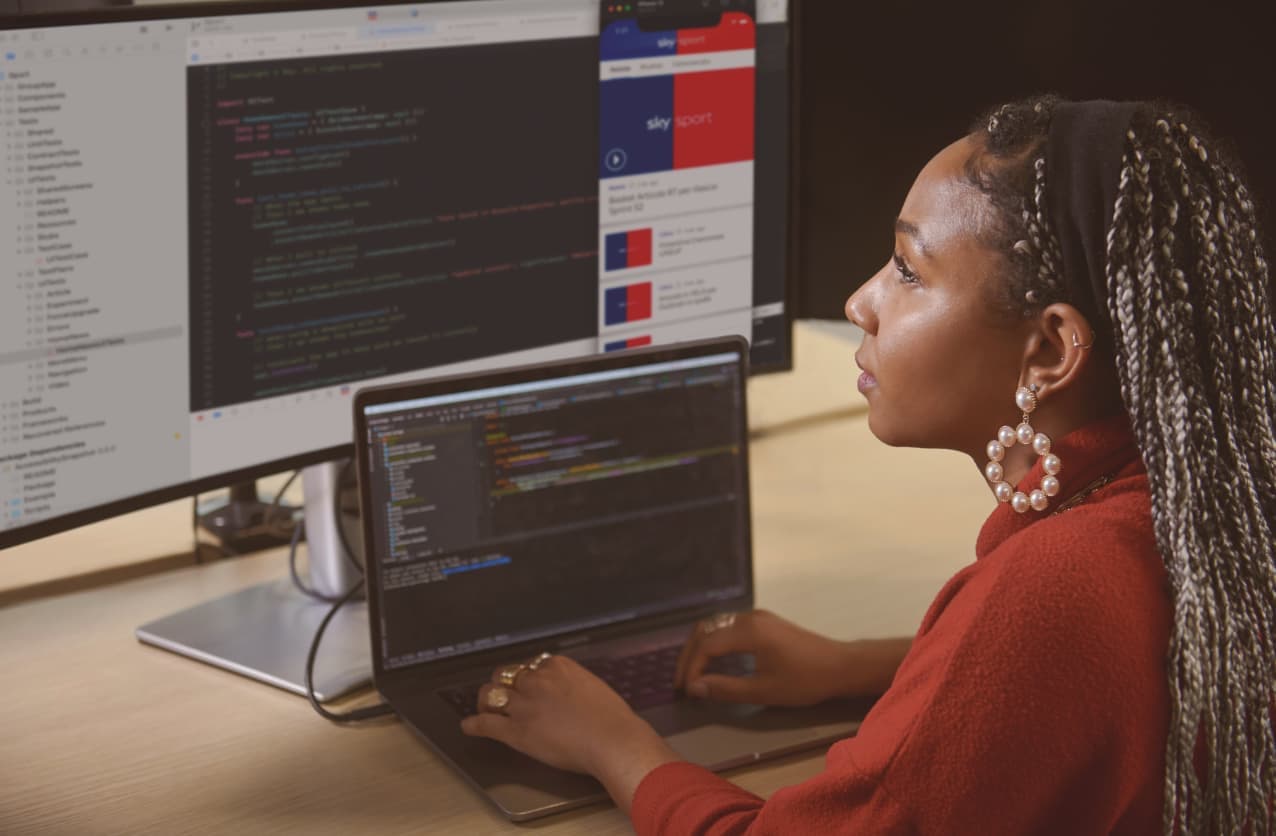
top-left (644, 697), bottom-right (868, 770)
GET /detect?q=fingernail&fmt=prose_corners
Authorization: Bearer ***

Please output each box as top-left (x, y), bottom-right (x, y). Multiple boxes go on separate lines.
top-left (460, 717), bottom-right (475, 734)
top-left (687, 680), bottom-right (708, 698)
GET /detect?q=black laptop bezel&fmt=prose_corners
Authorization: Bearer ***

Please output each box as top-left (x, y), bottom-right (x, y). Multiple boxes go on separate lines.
top-left (353, 335), bottom-right (756, 688)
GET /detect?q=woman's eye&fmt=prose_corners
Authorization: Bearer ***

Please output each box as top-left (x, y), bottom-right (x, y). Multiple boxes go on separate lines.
top-left (893, 254), bottom-right (920, 285)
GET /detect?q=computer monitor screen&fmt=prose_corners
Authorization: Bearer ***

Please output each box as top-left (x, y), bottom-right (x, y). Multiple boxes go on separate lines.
top-left (0, 0), bottom-right (792, 548)
top-left (357, 346), bottom-right (750, 671)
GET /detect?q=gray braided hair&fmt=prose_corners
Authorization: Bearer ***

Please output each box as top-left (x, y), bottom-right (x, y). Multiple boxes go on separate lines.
top-left (968, 95), bottom-right (1276, 834)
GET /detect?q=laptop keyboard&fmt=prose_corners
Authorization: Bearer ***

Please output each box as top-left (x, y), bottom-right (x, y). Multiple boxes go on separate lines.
top-left (440, 644), bottom-right (753, 717)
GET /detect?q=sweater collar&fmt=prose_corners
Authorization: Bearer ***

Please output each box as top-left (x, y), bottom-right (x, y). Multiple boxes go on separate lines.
top-left (975, 411), bottom-right (1144, 559)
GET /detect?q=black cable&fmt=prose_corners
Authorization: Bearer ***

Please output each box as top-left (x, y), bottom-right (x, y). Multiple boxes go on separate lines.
top-left (261, 468), bottom-right (302, 537)
top-left (300, 458), bottom-right (391, 723)
top-left (286, 460), bottom-right (359, 602)
top-left (304, 577), bottom-right (394, 724)
top-left (287, 518), bottom-right (346, 604)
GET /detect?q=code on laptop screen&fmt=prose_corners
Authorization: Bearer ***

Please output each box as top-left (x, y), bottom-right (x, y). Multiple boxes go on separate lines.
top-left (361, 352), bottom-right (748, 670)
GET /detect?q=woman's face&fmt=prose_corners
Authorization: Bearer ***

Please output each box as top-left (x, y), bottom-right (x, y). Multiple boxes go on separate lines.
top-left (845, 135), bottom-right (1030, 457)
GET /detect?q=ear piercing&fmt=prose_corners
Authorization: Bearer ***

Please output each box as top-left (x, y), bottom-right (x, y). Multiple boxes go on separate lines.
top-left (984, 384), bottom-right (1061, 513)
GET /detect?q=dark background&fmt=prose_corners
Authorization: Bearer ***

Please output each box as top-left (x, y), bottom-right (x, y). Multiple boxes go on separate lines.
top-left (794, 0), bottom-right (1276, 317)
top-left (10, 0), bottom-right (1273, 321)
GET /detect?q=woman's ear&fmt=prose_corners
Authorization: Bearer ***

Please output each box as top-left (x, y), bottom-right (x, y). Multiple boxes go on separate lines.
top-left (1017, 303), bottom-right (1097, 400)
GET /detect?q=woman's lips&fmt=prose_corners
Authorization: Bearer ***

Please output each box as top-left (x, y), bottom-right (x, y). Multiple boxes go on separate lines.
top-left (857, 371), bottom-right (878, 393)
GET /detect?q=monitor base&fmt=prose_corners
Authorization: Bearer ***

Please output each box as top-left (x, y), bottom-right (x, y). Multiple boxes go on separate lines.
top-left (137, 461), bottom-right (371, 702)
top-left (136, 576), bottom-right (371, 702)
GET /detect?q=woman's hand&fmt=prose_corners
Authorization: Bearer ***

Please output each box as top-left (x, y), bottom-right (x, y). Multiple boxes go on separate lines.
top-left (674, 609), bottom-right (910, 706)
top-left (460, 653), bottom-right (681, 813)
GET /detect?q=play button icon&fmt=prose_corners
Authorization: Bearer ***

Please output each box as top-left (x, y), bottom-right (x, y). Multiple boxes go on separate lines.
top-left (604, 148), bottom-right (628, 173)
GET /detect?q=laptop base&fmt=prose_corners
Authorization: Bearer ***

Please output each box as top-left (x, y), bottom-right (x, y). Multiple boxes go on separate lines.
top-left (382, 620), bottom-right (874, 822)
top-left (354, 337), bottom-right (841, 821)
top-left (395, 673), bottom-right (870, 822)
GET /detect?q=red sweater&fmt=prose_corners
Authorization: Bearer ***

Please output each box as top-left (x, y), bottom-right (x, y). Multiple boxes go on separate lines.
top-left (632, 413), bottom-right (1172, 835)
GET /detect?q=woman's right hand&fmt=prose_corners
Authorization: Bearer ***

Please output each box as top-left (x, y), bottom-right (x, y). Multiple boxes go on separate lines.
top-left (673, 609), bottom-right (910, 707)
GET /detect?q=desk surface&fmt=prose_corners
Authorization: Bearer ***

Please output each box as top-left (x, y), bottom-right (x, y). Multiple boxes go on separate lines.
top-left (0, 327), bottom-right (993, 835)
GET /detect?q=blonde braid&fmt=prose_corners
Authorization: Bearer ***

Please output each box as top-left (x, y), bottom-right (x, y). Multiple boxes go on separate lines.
top-left (974, 97), bottom-right (1276, 834)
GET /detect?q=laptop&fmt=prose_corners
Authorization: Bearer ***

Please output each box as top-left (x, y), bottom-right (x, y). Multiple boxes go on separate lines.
top-left (353, 336), bottom-right (866, 821)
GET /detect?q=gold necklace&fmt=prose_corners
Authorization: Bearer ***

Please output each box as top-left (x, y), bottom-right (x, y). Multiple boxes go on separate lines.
top-left (1049, 474), bottom-right (1116, 516)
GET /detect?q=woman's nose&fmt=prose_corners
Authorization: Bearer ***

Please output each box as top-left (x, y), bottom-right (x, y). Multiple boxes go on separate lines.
top-left (845, 269), bottom-right (881, 334)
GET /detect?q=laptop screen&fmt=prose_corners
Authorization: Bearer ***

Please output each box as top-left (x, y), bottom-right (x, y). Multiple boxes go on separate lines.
top-left (360, 350), bottom-right (749, 671)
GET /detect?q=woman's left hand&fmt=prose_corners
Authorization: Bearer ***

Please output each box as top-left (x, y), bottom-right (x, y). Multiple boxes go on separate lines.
top-left (460, 653), bottom-right (681, 808)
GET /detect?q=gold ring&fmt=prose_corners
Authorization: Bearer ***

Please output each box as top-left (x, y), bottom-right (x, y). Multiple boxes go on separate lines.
top-left (496, 664), bottom-right (528, 688)
top-left (484, 686), bottom-right (511, 714)
top-left (527, 652), bottom-right (553, 671)
top-left (700, 612), bottom-right (736, 636)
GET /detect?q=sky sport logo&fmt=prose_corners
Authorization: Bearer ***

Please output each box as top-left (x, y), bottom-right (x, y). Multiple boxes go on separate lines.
top-left (647, 113), bottom-right (715, 132)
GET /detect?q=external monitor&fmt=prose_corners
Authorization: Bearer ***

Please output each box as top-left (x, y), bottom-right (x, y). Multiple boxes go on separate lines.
top-left (0, 0), bottom-right (796, 699)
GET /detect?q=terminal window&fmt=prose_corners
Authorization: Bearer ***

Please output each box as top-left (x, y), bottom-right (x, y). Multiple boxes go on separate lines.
top-left (363, 358), bottom-right (747, 669)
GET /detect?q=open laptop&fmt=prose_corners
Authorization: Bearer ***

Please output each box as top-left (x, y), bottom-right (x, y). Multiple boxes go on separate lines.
top-left (353, 336), bottom-right (866, 821)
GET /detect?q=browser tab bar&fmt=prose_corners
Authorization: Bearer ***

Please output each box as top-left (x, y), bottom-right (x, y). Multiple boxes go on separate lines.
top-left (188, 8), bottom-right (593, 66)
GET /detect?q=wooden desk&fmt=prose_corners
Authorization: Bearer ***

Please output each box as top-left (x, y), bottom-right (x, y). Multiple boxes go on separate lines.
top-left (0, 327), bottom-right (993, 834)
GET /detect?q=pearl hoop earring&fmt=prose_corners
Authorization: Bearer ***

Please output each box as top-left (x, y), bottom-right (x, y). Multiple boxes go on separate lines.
top-left (984, 383), bottom-right (1062, 514)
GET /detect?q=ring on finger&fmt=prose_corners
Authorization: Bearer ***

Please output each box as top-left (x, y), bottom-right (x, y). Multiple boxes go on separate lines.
top-left (700, 612), bottom-right (736, 636)
top-left (527, 651), bottom-right (553, 671)
top-left (496, 663), bottom-right (529, 688)
top-left (484, 686), bottom-right (512, 715)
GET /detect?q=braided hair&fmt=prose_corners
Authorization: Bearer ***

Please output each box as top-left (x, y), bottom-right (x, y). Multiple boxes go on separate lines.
top-left (967, 96), bottom-right (1276, 834)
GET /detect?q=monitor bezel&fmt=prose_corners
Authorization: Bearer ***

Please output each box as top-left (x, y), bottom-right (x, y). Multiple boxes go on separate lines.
top-left (0, 0), bottom-right (796, 550)
top-left (353, 334), bottom-right (755, 682)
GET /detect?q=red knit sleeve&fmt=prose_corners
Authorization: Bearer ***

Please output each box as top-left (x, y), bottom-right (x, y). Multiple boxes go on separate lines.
top-left (630, 763), bottom-right (764, 836)
top-left (629, 748), bottom-right (912, 835)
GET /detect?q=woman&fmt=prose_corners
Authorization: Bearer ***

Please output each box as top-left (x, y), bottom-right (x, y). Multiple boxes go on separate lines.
top-left (461, 96), bottom-right (1276, 834)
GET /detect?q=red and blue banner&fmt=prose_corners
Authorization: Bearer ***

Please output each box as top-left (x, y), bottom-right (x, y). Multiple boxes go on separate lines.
top-left (603, 335), bottom-right (653, 352)
top-left (599, 13), bottom-right (755, 179)
top-left (605, 227), bottom-right (653, 271)
top-left (603, 282), bottom-right (653, 325)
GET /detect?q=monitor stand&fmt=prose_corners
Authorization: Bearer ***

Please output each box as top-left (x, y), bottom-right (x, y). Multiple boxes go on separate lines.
top-left (135, 461), bottom-right (371, 702)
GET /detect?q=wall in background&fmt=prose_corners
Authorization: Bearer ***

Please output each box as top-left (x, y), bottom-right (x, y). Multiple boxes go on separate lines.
top-left (13, 0), bottom-right (1270, 319)
top-left (795, 0), bottom-right (1276, 318)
